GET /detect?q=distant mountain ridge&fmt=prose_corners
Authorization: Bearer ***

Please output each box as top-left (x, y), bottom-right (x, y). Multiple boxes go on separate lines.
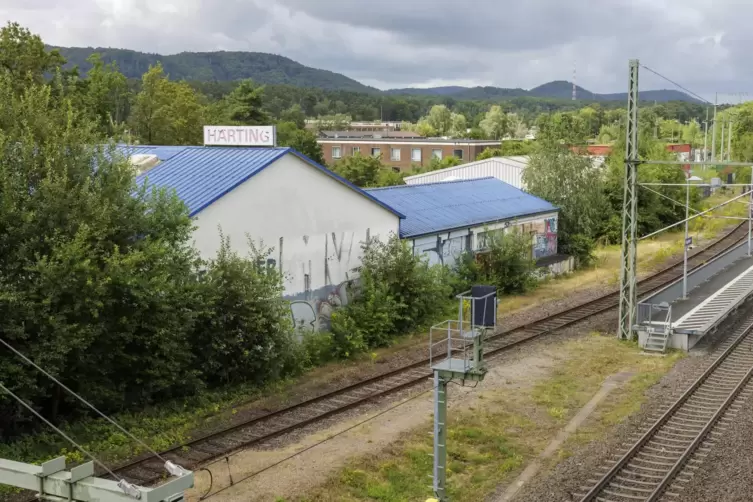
top-left (388, 80), bottom-right (700, 103)
top-left (53, 46), bottom-right (378, 93)
top-left (53, 46), bottom-right (700, 103)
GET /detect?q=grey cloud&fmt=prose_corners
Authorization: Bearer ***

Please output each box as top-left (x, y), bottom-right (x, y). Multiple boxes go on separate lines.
top-left (1, 0), bottom-right (752, 98)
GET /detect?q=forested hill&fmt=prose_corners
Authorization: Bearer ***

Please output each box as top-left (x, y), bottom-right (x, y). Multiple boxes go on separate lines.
top-left (52, 46), bottom-right (378, 93)
top-left (388, 80), bottom-right (702, 104)
top-left (54, 46), bottom-right (700, 103)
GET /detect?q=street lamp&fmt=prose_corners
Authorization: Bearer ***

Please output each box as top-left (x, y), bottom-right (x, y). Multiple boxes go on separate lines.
top-left (683, 174), bottom-right (703, 299)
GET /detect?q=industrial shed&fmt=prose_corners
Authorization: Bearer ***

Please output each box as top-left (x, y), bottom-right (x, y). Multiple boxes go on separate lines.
top-left (120, 144), bottom-right (403, 333)
top-left (366, 177), bottom-right (561, 268)
top-left (403, 156), bottom-right (529, 189)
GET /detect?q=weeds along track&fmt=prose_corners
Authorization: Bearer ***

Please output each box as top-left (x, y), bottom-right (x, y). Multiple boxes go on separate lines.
top-left (27, 224), bottom-right (749, 492)
top-left (578, 307), bottom-right (753, 502)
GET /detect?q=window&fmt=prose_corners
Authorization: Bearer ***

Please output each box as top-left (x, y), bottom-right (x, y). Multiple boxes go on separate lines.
top-left (454, 149), bottom-right (464, 159)
top-left (352, 146), bottom-right (361, 155)
top-left (371, 147), bottom-right (381, 158)
top-left (432, 149), bottom-right (443, 160)
top-left (391, 148), bottom-right (401, 161)
top-left (411, 148), bottom-right (422, 162)
top-left (332, 146), bottom-right (342, 159)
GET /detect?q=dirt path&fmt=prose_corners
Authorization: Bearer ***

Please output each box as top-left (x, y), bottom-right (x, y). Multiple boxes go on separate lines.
top-left (187, 343), bottom-right (566, 502)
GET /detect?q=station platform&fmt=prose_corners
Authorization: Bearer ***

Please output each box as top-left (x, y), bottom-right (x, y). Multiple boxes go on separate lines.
top-left (636, 242), bottom-right (753, 352)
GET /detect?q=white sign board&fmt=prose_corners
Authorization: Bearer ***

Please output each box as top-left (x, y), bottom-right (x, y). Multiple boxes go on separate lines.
top-left (204, 125), bottom-right (276, 147)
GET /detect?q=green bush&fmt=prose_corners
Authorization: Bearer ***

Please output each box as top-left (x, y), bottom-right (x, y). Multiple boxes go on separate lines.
top-left (193, 237), bottom-right (301, 387)
top-left (454, 229), bottom-right (536, 295)
top-left (330, 235), bottom-right (451, 358)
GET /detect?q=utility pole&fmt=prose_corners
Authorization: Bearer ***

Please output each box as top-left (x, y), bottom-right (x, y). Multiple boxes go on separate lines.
top-left (702, 108), bottom-right (709, 164)
top-left (728, 120), bottom-right (733, 161)
top-left (711, 93), bottom-right (718, 161)
top-left (720, 119), bottom-right (726, 160)
top-left (618, 59), bottom-right (640, 340)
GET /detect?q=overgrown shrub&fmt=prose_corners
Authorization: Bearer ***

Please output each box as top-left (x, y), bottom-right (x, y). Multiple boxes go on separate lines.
top-left (193, 237), bottom-right (301, 387)
top-left (330, 235), bottom-right (451, 357)
top-left (453, 229), bottom-right (536, 295)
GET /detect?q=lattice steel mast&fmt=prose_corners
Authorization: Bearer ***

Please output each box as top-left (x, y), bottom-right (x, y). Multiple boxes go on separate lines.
top-left (617, 60), bottom-right (640, 340)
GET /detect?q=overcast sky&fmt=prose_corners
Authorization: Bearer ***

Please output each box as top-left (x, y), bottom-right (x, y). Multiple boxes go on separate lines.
top-left (2, 0), bottom-right (751, 102)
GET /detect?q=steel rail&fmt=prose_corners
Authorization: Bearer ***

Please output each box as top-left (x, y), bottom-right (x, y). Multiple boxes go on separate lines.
top-left (10, 223), bottom-right (749, 499)
top-left (581, 309), bottom-right (753, 501)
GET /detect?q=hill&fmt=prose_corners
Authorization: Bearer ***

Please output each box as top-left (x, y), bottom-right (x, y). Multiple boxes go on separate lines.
top-left (51, 46), bottom-right (701, 103)
top-left (53, 47), bottom-right (378, 93)
top-left (390, 80), bottom-right (702, 104)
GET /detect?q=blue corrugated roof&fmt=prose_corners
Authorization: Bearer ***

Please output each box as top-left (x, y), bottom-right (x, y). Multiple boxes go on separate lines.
top-left (130, 146), bottom-right (403, 218)
top-left (365, 177), bottom-right (558, 238)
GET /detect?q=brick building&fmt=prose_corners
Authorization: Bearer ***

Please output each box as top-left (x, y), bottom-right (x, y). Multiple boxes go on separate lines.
top-left (318, 136), bottom-right (500, 171)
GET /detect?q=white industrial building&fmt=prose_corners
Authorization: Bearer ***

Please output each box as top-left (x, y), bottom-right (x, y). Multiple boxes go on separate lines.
top-left (366, 177), bottom-right (567, 271)
top-left (403, 156), bottom-right (529, 189)
top-left (121, 144), bottom-right (403, 334)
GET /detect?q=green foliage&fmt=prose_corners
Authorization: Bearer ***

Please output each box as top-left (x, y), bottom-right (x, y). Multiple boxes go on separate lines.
top-left (193, 237), bottom-right (300, 386)
top-left (129, 63), bottom-right (206, 145)
top-left (454, 230), bottom-right (536, 295)
top-left (222, 79), bottom-right (270, 125)
top-left (331, 153), bottom-right (383, 187)
top-left (0, 22), bottom-right (65, 92)
top-left (330, 236), bottom-right (451, 358)
top-left (480, 105), bottom-right (509, 140)
top-left (276, 121), bottom-right (325, 164)
top-left (525, 144), bottom-right (605, 265)
top-left (476, 140), bottom-right (535, 160)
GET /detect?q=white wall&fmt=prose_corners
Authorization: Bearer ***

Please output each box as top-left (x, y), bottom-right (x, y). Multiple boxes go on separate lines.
top-left (192, 153), bottom-right (400, 332)
top-left (404, 157), bottom-right (528, 189)
top-left (410, 211), bottom-right (559, 268)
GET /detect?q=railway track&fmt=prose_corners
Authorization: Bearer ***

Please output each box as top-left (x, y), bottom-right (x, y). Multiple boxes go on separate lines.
top-left (16, 223), bottom-right (748, 497)
top-left (578, 307), bottom-right (753, 502)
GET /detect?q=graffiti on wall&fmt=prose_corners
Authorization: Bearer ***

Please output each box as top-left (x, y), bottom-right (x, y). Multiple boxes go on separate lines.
top-left (289, 281), bottom-right (350, 334)
top-left (533, 217), bottom-right (558, 259)
top-left (416, 234), bottom-right (468, 267)
top-left (286, 230), bottom-right (365, 334)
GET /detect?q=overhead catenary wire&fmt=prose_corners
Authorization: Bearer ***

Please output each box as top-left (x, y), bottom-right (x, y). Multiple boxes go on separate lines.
top-left (0, 381), bottom-right (122, 481)
top-left (0, 337), bottom-right (170, 465)
top-left (639, 64), bottom-right (714, 106)
top-left (199, 375), bottom-right (456, 500)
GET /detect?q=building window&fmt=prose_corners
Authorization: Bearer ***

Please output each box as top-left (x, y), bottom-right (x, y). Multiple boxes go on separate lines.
top-left (411, 148), bottom-right (422, 162)
top-left (332, 146), bottom-right (342, 159)
top-left (432, 149), bottom-right (443, 160)
top-left (454, 149), bottom-right (463, 159)
top-left (392, 167), bottom-right (400, 173)
top-left (391, 147), bottom-right (401, 161)
top-left (352, 146), bottom-right (360, 155)
top-left (371, 147), bottom-right (381, 158)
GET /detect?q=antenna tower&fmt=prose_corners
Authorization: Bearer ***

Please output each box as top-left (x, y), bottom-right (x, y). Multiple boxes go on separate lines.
top-left (572, 61), bottom-right (577, 100)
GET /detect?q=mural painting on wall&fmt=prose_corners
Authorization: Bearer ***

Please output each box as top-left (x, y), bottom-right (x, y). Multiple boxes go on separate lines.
top-left (288, 230), bottom-right (362, 335)
top-left (533, 217), bottom-right (558, 259)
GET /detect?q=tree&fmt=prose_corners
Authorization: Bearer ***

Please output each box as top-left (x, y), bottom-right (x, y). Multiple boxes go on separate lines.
top-left (450, 112), bottom-right (468, 137)
top-left (81, 54), bottom-right (129, 136)
top-left (280, 104), bottom-right (306, 129)
top-left (536, 112), bottom-right (589, 145)
top-left (480, 105), bottom-right (509, 140)
top-left (425, 105), bottom-right (452, 136)
top-left (416, 118), bottom-right (437, 137)
top-left (224, 79), bottom-right (270, 125)
top-left (0, 22), bottom-right (65, 93)
top-left (0, 72), bottom-right (202, 432)
top-left (129, 63), bottom-right (206, 145)
top-left (331, 153), bottom-right (384, 187)
top-left (276, 121), bottom-right (326, 164)
top-left (524, 144), bottom-right (607, 265)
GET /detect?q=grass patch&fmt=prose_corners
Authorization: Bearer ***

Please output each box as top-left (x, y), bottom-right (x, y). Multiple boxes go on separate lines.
top-left (297, 334), bottom-right (685, 502)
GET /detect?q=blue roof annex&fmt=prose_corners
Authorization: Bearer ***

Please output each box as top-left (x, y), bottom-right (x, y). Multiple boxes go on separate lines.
top-left (365, 177), bottom-right (558, 239)
top-left (114, 145), bottom-right (404, 218)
